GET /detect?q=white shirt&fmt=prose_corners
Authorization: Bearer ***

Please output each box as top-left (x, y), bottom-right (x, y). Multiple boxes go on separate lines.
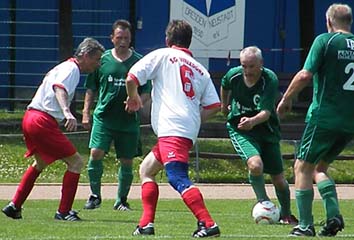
top-left (28, 59), bottom-right (80, 121)
top-left (128, 46), bottom-right (220, 142)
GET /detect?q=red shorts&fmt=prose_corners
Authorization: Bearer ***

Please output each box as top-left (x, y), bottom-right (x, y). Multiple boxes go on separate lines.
top-left (22, 109), bottom-right (77, 164)
top-left (152, 136), bottom-right (193, 164)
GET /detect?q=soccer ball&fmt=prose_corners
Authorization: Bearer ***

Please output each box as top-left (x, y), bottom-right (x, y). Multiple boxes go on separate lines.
top-left (252, 200), bottom-right (280, 224)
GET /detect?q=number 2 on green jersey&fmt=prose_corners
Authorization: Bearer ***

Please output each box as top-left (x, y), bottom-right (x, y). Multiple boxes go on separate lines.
top-left (343, 62), bottom-right (354, 91)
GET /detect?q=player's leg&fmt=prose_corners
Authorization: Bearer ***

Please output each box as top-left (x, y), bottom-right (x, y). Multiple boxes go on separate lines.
top-left (55, 152), bottom-right (84, 221)
top-left (85, 148), bottom-right (105, 209)
top-left (133, 151), bottom-right (163, 235)
top-left (247, 156), bottom-right (269, 201)
top-left (314, 133), bottom-right (350, 236)
top-left (270, 173), bottom-right (298, 224)
top-left (227, 123), bottom-right (269, 201)
top-left (2, 154), bottom-right (47, 219)
top-left (113, 131), bottom-right (139, 210)
top-left (158, 136), bottom-right (220, 238)
top-left (263, 141), bottom-right (297, 225)
top-left (114, 157), bottom-right (133, 210)
top-left (166, 162), bottom-right (218, 235)
top-left (85, 121), bottom-right (111, 209)
top-left (289, 123), bottom-right (328, 236)
top-left (3, 109), bottom-right (66, 219)
top-left (315, 161), bottom-right (339, 219)
top-left (289, 159), bottom-right (316, 237)
top-left (315, 161), bottom-right (344, 236)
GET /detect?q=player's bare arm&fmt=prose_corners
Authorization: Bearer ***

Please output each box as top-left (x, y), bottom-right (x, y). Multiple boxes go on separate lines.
top-left (220, 87), bottom-right (231, 116)
top-left (277, 70), bottom-right (312, 118)
top-left (201, 107), bottom-right (220, 123)
top-left (125, 76), bottom-right (143, 112)
top-left (54, 86), bottom-right (77, 132)
top-left (82, 89), bottom-right (96, 130)
top-left (238, 110), bottom-right (270, 131)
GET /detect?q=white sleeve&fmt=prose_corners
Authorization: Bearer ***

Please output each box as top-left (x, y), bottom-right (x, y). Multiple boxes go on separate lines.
top-left (51, 63), bottom-right (79, 95)
top-left (200, 77), bottom-right (220, 108)
top-left (129, 49), bottom-right (163, 85)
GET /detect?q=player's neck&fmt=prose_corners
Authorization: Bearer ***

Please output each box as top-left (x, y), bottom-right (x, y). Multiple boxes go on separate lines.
top-left (243, 73), bottom-right (261, 88)
top-left (112, 48), bottom-right (132, 62)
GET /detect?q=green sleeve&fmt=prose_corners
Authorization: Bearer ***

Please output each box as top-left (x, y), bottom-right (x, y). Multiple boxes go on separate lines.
top-left (259, 70), bottom-right (278, 112)
top-left (303, 34), bottom-right (326, 74)
top-left (221, 67), bottom-right (239, 89)
top-left (85, 69), bottom-right (99, 91)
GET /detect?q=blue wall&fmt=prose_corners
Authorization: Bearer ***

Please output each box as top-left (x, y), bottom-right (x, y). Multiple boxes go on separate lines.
top-left (2, 0), bottom-right (354, 91)
top-left (209, 0), bottom-right (300, 73)
top-left (134, 0), bottom-right (170, 54)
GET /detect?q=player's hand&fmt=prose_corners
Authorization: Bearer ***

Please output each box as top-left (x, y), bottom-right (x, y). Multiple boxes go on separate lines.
top-left (237, 117), bottom-right (254, 131)
top-left (125, 95), bottom-right (143, 113)
top-left (276, 98), bottom-right (292, 119)
top-left (81, 112), bottom-right (91, 130)
top-left (64, 113), bottom-right (77, 132)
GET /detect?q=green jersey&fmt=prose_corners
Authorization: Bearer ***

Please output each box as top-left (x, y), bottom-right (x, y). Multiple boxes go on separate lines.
top-left (85, 49), bottom-right (151, 132)
top-left (304, 32), bottom-right (354, 133)
top-left (221, 66), bottom-right (281, 142)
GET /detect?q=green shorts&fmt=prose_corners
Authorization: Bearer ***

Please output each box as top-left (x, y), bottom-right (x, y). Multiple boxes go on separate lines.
top-left (89, 121), bottom-right (141, 159)
top-left (297, 122), bottom-right (353, 164)
top-left (227, 123), bottom-right (283, 175)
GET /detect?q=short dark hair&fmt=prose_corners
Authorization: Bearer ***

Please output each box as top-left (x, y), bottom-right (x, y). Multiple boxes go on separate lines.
top-left (165, 20), bottom-right (192, 48)
top-left (112, 19), bottom-right (132, 34)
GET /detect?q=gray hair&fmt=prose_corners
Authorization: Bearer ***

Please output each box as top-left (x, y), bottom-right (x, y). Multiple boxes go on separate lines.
top-left (326, 3), bottom-right (352, 29)
top-left (240, 46), bottom-right (263, 61)
top-left (74, 37), bottom-right (105, 57)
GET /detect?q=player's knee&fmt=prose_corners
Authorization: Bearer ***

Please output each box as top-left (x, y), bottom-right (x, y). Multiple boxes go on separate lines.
top-left (90, 148), bottom-right (105, 160)
top-left (165, 161), bottom-right (192, 194)
top-left (67, 153), bottom-right (84, 173)
top-left (247, 157), bottom-right (263, 175)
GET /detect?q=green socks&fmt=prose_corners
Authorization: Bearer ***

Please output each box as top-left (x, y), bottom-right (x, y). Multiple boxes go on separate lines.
top-left (116, 164), bottom-right (133, 204)
top-left (249, 174), bottom-right (269, 201)
top-left (295, 189), bottom-right (314, 228)
top-left (87, 158), bottom-right (103, 196)
top-left (317, 179), bottom-right (340, 219)
top-left (275, 181), bottom-right (291, 217)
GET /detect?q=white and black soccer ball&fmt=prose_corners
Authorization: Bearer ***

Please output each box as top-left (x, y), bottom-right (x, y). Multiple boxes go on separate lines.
top-left (252, 200), bottom-right (280, 224)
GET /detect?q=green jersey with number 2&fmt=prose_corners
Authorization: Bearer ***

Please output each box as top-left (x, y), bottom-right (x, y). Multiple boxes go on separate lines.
top-left (304, 32), bottom-right (354, 133)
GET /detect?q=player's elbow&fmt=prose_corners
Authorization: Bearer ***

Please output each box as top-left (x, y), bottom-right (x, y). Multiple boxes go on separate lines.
top-left (298, 70), bottom-right (312, 83)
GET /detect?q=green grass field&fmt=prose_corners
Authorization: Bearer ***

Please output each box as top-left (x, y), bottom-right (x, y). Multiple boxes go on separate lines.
top-left (1, 199), bottom-right (354, 239)
top-left (1, 110), bottom-right (354, 239)
top-left (1, 132), bottom-right (354, 184)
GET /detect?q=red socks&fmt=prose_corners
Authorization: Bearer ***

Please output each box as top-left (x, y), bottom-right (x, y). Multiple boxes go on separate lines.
top-left (12, 165), bottom-right (40, 208)
top-left (12, 166), bottom-right (80, 214)
top-left (139, 181), bottom-right (159, 227)
top-left (58, 171), bottom-right (80, 213)
top-left (182, 187), bottom-right (214, 227)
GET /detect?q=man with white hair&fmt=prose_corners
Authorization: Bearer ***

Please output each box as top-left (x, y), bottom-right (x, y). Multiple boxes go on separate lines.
top-left (221, 46), bottom-right (298, 226)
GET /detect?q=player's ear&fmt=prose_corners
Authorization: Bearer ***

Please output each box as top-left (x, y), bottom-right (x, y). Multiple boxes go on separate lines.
top-left (326, 18), bottom-right (333, 33)
top-left (165, 37), bottom-right (171, 47)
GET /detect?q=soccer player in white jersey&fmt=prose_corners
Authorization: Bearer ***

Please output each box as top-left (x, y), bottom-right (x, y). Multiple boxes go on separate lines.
top-left (125, 20), bottom-right (221, 238)
top-left (2, 38), bottom-right (105, 221)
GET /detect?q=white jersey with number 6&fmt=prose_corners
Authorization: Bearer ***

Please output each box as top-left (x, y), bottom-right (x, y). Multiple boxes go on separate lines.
top-left (128, 46), bottom-right (220, 142)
